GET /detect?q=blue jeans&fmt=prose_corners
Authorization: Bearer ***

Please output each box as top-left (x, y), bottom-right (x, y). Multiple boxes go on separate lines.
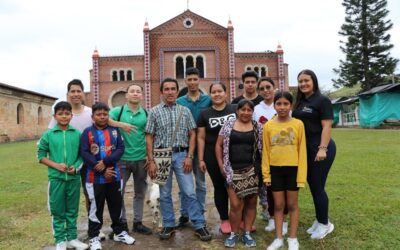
top-left (160, 151), bottom-right (205, 230)
top-left (180, 154), bottom-right (206, 217)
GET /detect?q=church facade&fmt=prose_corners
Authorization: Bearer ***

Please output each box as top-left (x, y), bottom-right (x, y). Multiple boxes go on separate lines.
top-left (88, 10), bottom-right (288, 109)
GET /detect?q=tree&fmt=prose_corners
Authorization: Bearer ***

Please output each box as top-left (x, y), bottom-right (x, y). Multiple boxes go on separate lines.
top-left (333, 0), bottom-right (398, 91)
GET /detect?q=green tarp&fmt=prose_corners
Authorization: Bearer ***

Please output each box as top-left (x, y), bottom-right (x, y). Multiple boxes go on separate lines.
top-left (333, 105), bottom-right (341, 126)
top-left (359, 92), bottom-right (400, 128)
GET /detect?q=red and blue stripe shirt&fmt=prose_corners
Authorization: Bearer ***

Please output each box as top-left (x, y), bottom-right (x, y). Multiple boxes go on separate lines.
top-left (80, 125), bottom-right (124, 184)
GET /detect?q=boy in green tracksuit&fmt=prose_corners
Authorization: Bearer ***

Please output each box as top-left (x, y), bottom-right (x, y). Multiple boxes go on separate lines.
top-left (37, 101), bottom-right (88, 250)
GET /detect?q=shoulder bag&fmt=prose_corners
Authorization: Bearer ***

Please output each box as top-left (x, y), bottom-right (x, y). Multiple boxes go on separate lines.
top-left (153, 107), bottom-right (184, 185)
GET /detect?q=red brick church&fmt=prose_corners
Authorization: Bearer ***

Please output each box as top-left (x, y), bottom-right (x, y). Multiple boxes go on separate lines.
top-left (88, 9), bottom-right (289, 109)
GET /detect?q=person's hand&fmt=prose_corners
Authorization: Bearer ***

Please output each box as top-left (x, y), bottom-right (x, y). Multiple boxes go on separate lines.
top-left (147, 161), bottom-right (157, 178)
top-left (104, 167), bottom-right (116, 178)
top-left (120, 123), bottom-right (137, 134)
top-left (183, 157), bottom-right (193, 173)
top-left (199, 160), bottom-right (207, 173)
top-left (94, 160), bottom-right (106, 172)
top-left (219, 166), bottom-right (226, 179)
top-left (57, 163), bottom-right (68, 172)
top-left (67, 167), bottom-right (76, 175)
top-left (315, 149), bottom-right (327, 162)
top-left (144, 158), bottom-right (152, 171)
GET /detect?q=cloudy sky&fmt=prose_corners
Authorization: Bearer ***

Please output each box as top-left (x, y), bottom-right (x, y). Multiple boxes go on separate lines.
top-left (1, 0), bottom-right (399, 100)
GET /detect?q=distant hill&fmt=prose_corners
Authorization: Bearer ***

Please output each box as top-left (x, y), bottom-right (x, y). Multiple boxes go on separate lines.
top-left (328, 84), bottom-right (362, 98)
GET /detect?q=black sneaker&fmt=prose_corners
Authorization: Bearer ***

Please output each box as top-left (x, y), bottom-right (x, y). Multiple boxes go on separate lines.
top-left (159, 227), bottom-right (175, 240)
top-left (177, 216), bottom-right (189, 228)
top-left (133, 222), bottom-right (152, 235)
top-left (195, 227), bottom-right (212, 241)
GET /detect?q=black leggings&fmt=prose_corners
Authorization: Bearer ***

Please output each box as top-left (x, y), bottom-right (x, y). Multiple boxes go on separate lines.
top-left (307, 139), bottom-right (336, 225)
top-left (204, 145), bottom-right (229, 221)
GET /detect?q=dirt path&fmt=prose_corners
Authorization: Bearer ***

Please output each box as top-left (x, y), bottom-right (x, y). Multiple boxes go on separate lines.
top-left (44, 175), bottom-right (227, 249)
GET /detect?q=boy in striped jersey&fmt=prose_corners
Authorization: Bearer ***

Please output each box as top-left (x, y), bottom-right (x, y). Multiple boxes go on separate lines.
top-left (80, 102), bottom-right (135, 250)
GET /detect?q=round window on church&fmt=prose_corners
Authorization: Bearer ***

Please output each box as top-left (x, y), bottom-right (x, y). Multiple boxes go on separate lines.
top-left (183, 18), bottom-right (193, 29)
top-left (111, 91), bottom-right (126, 107)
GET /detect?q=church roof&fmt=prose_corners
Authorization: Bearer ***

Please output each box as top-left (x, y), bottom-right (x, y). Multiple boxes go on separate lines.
top-left (0, 82), bottom-right (58, 100)
top-left (150, 9), bottom-right (227, 33)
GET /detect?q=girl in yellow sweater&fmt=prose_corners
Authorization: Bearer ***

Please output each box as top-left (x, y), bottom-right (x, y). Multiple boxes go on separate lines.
top-left (262, 91), bottom-right (307, 250)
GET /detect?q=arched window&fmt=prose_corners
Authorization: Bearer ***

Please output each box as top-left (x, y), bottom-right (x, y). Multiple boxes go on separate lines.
top-left (196, 56), bottom-right (204, 78)
top-left (254, 66), bottom-right (259, 75)
top-left (261, 67), bottom-right (266, 77)
top-left (186, 56), bottom-right (194, 69)
top-left (17, 103), bottom-right (24, 125)
top-left (127, 70), bottom-right (132, 81)
top-left (38, 106), bottom-right (43, 125)
top-left (111, 91), bottom-right (127, 107)
top-left (246, 66), bottom-right (252, 71)
top-left (112, 71), bottom-right (118, 81)
top-left (119, 70), bottom-right (125, 81)
top-left (176, 56), bottom-right (184, 79)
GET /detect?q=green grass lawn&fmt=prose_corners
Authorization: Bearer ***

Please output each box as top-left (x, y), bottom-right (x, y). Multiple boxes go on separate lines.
top-left (1, 129), bottom-right (399, 249)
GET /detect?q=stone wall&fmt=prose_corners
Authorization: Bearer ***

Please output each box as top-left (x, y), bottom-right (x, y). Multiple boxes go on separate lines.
top-left (0, 84), bottom-right (56, 143)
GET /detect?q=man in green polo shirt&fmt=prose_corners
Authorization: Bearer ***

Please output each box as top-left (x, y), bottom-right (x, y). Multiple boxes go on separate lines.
top-left (109, 84), bottom-right (152, 235)
top-left (177, 67), bottom-right (211, 227)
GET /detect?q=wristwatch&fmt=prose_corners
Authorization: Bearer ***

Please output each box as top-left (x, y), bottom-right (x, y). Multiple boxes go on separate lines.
top-left (187, 153), bottom-right (194, 159)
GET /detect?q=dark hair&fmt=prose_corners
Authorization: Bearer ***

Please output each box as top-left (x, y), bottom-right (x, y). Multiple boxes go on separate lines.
top-left (92, 102), bottom-right (110, 113)
top-left (54, 101), bottom-right (72, 114)
top-left (126, 83), bottom-right (143, 92)
top-left (237, 99), bottom-right (255, 111)
top-left (294, 69), bottom-right (320, 109)
top-left (209, 82), bottom-right (227, 93)
top-left (160, 77), bottom-right (179, 92)
top-left (258, 77), bottom-right (275, 89)
top-left (274, 90), bottom-right (293, 104)
top-left (241, 70), bottom-right (259, 82)
top-left (67, 79), bottom-right (84, 92)
top-left (186, 67), bottom-right (200, 77)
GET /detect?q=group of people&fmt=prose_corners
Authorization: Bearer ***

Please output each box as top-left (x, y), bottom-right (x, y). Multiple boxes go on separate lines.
top-left (37, 67), bottom-right (336, 250)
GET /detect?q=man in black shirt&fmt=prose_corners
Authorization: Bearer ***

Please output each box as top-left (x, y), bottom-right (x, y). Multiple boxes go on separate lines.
top-left (231, 70), bottom-right (263, 105)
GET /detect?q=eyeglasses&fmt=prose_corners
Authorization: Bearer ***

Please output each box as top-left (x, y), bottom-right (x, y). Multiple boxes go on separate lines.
top-left (258, 86), bottom-right (272, 91)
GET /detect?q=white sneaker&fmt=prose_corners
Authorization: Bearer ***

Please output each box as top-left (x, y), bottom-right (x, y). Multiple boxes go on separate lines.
top-left (287, 237), bottom-right (299, 250)
top-left (113, 231), bottom-right (135, 245)
top-left (89, 237), bottom-right (102, 250)
top-left (98, 231), bottom-right (106, 241)
top-left (306, 220), bottom-right (318, 234)
top-left (267, 238), bottom-right (284, 250)
top-left (282, 221), bottom-right (288, 236)
top-left (66, 239), bottom-right (89, 250)
top-left (264, 218), bottom-right (275, 232)
top-left (311, 222), bottom-right (334, 239)
top-left (56, 241), bottom-right (67, 250)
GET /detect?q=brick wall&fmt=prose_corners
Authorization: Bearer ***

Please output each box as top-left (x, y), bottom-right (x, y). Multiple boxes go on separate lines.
top-left (90, 10), bottom-right (289, 107)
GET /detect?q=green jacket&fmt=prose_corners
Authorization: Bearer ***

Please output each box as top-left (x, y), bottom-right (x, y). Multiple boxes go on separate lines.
top-left (37, 124), bottom-right (83, 181)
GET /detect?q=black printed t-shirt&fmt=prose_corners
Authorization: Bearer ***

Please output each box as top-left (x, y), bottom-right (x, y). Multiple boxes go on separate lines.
top-left (292, 92), bottom-right (333, 143)
top-left (197, 104), bottom-right (237, 145)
